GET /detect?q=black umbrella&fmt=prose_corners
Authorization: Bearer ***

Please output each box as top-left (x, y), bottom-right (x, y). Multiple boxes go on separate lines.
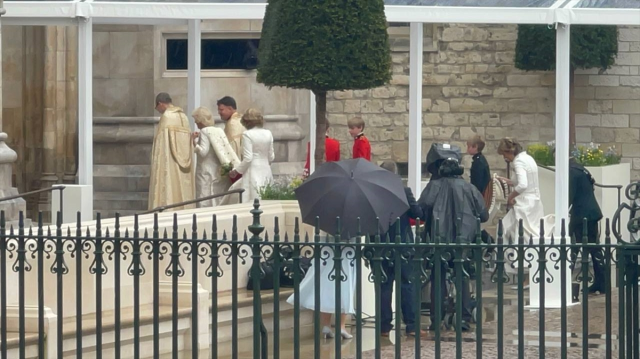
top-left (295, 158), bottom-right (409, 238)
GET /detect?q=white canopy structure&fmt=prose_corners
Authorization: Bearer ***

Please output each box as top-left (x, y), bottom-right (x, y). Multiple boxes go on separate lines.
top-left (2, 0), bottom-right (639, 307)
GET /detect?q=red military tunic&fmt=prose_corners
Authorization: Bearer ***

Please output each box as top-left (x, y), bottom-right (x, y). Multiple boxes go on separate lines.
top-left (304, 136), bottom-right (341, 172)
top-left (352, 133), bottom-right (371, 161)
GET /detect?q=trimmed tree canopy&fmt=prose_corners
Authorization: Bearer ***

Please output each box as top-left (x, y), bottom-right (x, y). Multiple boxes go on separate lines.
top-left (515, 25), bottom-right (618, 71)
top-left (257, 0), bottom-right (392, 92)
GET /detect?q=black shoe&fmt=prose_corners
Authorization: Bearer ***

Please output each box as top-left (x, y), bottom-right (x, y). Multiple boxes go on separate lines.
top-left (587, 285), bottom-right (606, 295)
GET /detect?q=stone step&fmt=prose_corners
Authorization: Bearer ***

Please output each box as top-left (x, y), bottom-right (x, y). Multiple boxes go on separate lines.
top-left (94, 165), bottom-right (150, 178)
top-left (0, 331), bottom-right (40, 359)
top-left (94, 176), bottom-right (150, 193)
top-left (93, 210), bottom-right (143, 220)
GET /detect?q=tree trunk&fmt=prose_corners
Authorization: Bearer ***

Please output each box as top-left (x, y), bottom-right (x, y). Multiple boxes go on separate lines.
top-left (569, 69), bottom-right (576, 145)
top-left (314, 91), bottom-right (327, 169)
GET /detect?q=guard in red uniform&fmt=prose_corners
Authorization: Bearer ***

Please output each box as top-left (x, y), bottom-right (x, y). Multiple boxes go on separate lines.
top-left (348, 117), bottom-right (371, 161)
top-left (303, 120), bottom-right (340, 176)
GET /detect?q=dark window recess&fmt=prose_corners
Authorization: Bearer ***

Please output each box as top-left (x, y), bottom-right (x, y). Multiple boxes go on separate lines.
top-left (166, 38), bottom-right (260, 71)
top-left (396, 162), bottom-right (429, 177)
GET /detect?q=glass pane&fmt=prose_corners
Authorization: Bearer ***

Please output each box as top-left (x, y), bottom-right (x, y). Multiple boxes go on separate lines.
top-left (576, 0), bottom-right (640, 8)
top-left (166, 39), bottom-right (188, 70)
top-left (201, 39), bottom-right (260, 70)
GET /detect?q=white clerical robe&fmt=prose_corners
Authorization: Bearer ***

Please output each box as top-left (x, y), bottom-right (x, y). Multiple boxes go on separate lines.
top-left (224, 112), bottom-right (245, 160)
top-left (194, 126), bottom-right (241, 208)
top-left (148, 105), bottom-right (195, 211)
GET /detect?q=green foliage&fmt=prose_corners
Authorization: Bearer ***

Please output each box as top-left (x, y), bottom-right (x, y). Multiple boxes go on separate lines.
top-left (515, 25), bottom-right (619, 71)
top-left (527, 142), bottom-right (622, 167)
top-left (527, 143), bottom-right (555, 166)
top-left (257, 0), bottom-right (392, 92)
top-left (258, 177), bottom-right (304, 201)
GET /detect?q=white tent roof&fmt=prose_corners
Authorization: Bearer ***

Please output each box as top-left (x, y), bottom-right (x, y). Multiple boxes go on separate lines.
top-left (3, 0), bottom-right (639, 26)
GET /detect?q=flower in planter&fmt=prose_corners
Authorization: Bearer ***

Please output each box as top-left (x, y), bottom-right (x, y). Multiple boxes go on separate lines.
top-left (258, 176), bottom-right (305, 200)
top-left (528, 142), bottom-right (621, 167)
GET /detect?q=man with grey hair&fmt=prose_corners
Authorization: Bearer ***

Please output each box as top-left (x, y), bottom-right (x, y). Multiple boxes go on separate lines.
top-left (148, 92), bottom-right (195, 210)
top-left (377, 161), bottom-right (426, 337)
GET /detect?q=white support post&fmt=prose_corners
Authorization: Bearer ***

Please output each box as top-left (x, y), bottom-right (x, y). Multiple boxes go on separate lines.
top-left (408, 23), bottom-right (423, 196)
top-left (529, 23), bottom-right (572, 309)
top-left (309, 91), bottom-right (316, 174)
top-left (187, 19), bottom-right (201, 131)
top-left (78, 17), bottom-right (93, 187)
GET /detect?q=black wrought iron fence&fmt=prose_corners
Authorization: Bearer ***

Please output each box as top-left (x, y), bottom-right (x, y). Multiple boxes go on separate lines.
top-left (0, 198), bottom-right (638, 359)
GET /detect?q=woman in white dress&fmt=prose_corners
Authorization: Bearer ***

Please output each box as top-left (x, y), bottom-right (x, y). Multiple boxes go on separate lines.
top-left (192, 107), bottom-right (241, 208)
top-left (287, 236), bottom-right (356, 339)
top-left (497, 138), bottom-right (545, 288)
top-left (229, 108), bottom-right (275, 203)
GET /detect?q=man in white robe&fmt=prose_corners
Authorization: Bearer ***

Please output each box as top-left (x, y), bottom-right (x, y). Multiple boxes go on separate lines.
top-left (148, 93), bottom-right (195, 210)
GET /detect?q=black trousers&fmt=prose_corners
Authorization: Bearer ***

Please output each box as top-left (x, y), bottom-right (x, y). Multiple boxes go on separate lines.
top-left (380, 259), bottom-right (416, 334)
top-left (570, 219), bottom-right (605, 290)
top-left (430, 250), bottom-right (473, 325)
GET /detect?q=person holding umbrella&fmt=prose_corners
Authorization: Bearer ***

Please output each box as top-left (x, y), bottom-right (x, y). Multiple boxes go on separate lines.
top-left (378, 161), bottom-right (427, 338)
top-left (289, 158), bottom-right (410, 339)
top-left (418, 143), bottom-right (489, 331)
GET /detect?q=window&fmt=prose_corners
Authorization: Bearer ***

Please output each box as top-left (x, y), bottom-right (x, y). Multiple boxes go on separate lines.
top-left (166, 38), bottom-right (260, 71)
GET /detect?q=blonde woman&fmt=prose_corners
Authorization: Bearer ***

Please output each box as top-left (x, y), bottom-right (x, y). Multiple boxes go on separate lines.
top-left (497, 138), bottom-right (545, 288)
top-left (192, 107), bottom-right (240, 208)
top-left (229, 108), bottom-right (275, 203)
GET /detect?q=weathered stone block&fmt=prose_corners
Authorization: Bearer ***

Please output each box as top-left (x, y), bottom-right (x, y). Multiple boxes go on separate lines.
top-left (366, 114), bottom-right (392, 127)
top-left (371, 87), bottom-right (391, 99)
top-left (576, 128), bottom-right (592, 143)
top-left (422, 127), bottom-right (435, 139)
top-left (616, 53), bottom-right (640, 66)
top-left (508, 99), bottom-right (538, 113)
top-left (450, 98), bottom-right (484, 112)
top-left (463, 28), bottom-right (490, 42)
top-left (442, 27), bottom-right (464, 42)
top-left (506, 75), bottom-right (540, 87)
top-left (433, 127), bottom-right (456, 140)
top-left (371, 143), bottom-right (391, 158)
top-left (488, 64), bottom-right (514, 73)
top-left (333, 90), bottom-right (353, 100)
top-left (390, 75), bottom-right (409, 86)
top-left (602, 114), bottom-right (630, 127)
top-left (615, 128), bottom-right (640, 143)
top-left (423, 113), bottom-right (443, 126)
top-left (495, 52), bottom-right (515, 64)
top-left (422, 99), bottom-right (433, 111)
top-left (604, 66), bottom-right (630, 75)
top-left (588, 76), bottom-right (620, 87)
top-left (326, 101), bottom-right (344, 113)
top-left (587, 100), bottom-right (613, 114)
top-left (354, 90), bottom-right (370, 98)
top-left (621, 76), bottom-right (640, 87)
top-left (459, 127), bottom-right (485, 140)
top-left (575, 114), bottom-right (601, 127)
top-left (359, 100), bottom-right (382, 113)
top-left (592, 128), bottom-right (616, 142)
top-left (423, 75), bottom-right (451, 86)
top-left (622, 143), bottom-right (640, 157)
top-left (392, 141), bottom-right (409, 162)
top-left (470, 113), bottom-right (500, 126)
top-left (619, 28), bottom-right (640, 42)
top-left (596, 87), bottom-right (640, 100)
top-left (436, 65), bottom-right (466, 74)
top-left (613, 100), bottom-right (640, 114)
top-left (466, 64), bottom-right (489, 73)
top-left (443, 114), bottom-right (469, 126)
top-left (489, 29), bottom-right (518, 41)
top-left (447, 42), bottom-right (475, 52)
top-left (631, 115), bottom-right (640, 128)
top-left (574, 87), bottom-right (596, 99)
top-left (391, 53), bottom-right (409, 64)
top-left (431, 100), bottom-right (450, 113)
top-left (478, 74), bottom-right (506, 86)
top-left (384, 100), bottom-right (407, 113)
top-left (526, 87), bottom-right (552, 98)
top-left (451, 74), bottom-right (479, 86)
top-left (493, 87), bottom-right (526, 98)
top-left (327, 114), bottom-right (347, 126)
top-left (482, 99), bottom-right (510, 112)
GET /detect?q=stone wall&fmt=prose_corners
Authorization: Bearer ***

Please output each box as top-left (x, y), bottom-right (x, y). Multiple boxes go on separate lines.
top-left (326, 24), bottom-right (640, 179)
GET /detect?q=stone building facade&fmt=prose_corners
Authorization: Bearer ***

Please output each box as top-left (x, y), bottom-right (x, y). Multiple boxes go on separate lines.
top-left (326, 24), bottom-right (640, 178)
top-left (1, 22), bottom-right (638, 217)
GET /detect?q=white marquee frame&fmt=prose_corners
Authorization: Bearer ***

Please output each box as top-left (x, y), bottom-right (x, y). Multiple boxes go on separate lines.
top-left (1, 0), bottom-right (638, 308)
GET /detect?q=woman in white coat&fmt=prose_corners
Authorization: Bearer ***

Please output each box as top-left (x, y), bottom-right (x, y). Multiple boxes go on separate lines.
top-left (192, 107), bottom-right (241, 207)
top-left (497, 137), bottom-right (546, 288)
top-left (229, 108), bottom-right (275, 203)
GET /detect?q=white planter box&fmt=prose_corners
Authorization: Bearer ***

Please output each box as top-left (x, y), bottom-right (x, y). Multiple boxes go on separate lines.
top-left (538, 163), bottom-right (630, 239)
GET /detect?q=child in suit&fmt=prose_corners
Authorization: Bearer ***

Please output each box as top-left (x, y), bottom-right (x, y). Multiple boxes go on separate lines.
top-left (303, 119), bottom-right (340, 177)
top-left (467, 135), bottom-right (494, 247)
top-left (348, 117), bottom-right (371, 161)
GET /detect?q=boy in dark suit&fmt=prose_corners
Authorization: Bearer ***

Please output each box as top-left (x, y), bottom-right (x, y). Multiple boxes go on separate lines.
top-left (378, 161), bottom-right (426, 337)
top-left (467, 135), bottom-right (493, 246)
top-left (569, 158), bottom-right (605, 294)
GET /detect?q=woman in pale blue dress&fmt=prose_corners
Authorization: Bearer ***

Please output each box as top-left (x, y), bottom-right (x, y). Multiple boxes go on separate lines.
top-left (287, 236), bottom-right (356, 339)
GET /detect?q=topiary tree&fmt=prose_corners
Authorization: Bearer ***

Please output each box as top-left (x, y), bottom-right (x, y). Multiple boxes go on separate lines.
top-left (257, 0), bottom-right (391, 167)
top-left (515, 25), bottom-right (618, 144)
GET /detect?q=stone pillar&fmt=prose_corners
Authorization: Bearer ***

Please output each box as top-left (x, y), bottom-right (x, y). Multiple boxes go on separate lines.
top-left (0, 6), bottom-right (27, 223)
top-left (64, 26), bottom-right (78, 183)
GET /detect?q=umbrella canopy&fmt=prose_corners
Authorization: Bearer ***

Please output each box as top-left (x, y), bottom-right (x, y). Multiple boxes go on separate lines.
top-left (295, 158), bottom-right (409, 238)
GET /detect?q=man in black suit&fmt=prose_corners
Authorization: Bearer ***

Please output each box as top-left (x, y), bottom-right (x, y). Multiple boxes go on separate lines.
top-left (378, 161), bottom-right (426, 337)
top-left (569, 158), bottom-right (605, 294)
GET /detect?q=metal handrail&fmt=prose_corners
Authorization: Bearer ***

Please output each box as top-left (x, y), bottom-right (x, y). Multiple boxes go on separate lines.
top-left (537, 164), bottom-right (622, 234)
top-left (139, 188), bottom-right (245, 215)
top-left (0, 185), bottom-right (66, 218)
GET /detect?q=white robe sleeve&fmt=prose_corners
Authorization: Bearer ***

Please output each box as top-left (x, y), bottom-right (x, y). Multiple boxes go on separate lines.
top-left (234, 132), bottom-right (253, 175)
top-left (513, 158), bottom-right (529, 194)
top-left (195, 132), bottom-right (211, 157)
top-left (269, 132), bottom-right (275, 163)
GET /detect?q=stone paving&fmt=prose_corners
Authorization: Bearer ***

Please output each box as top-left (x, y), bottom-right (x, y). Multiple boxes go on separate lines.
top-left (206, 288), bottom-right (620, 359)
